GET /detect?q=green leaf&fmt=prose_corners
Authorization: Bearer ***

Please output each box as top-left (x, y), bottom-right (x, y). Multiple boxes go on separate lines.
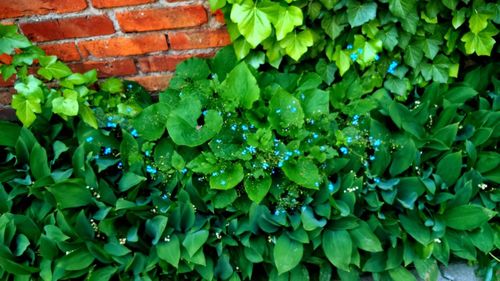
top-left (418, 37), bottom-right (442, 60)
top-left (388, 267), bottom-right (417, 281)
top-left (88, 267), bottom-right (117, 281)
top-left (461, 28), bottom-right (498, 56)
top-left (133, 103), bottom-right (171, 141)
top-left (347, 2), bottom-right (377, 27)
top-left (145, 215), bottom-right (168, 245)
top-left (0, 121), bottom-right (20, 147)
top-left (301, 89), bottom-right (329, 118)
top-left (11, 94), bottom-right (41, 127)
top-left (167, 96), bottom-right (223, 147)
top-left (469, 13), bottom-right (489, 34)
top-left (275, 6), bottom-right (303, 41)
top-left (349, 221), bottom-right (382, 252)
top-left (183, 230), bottom-right (209, 257)
top-left (209, 163), bottom-right (244, 190)
top-left (452, 9), bottom-right (466, 29)
top-left (0, 25), bottom-right (31, 54)
top-left (52, 89), bottom-right (79, 116)
top-left (47, 180), bottom-right (93, 209)
top-left (442, 205), bottom-right (497, 230)
top-left (118, 172), bottom-right (146, 192)
top-left (268, 89), bottom-right (304, 132)
top-left (79, 105), bottom-right (98, 129)
top-left (282, 158), bottom-right (321, 189)
top-left (444, 86), bottom-right (478, 104)
top-left (388, 0), bottom-right (416, 18)
top-left (279, 30), bottom-right (314, 61)
top-left (230, 0), bottom-right (276, 47)
top-left (301, 206), bottom-right (326, 231)
top-left (220, 62), bottom-right (260, 111)
top-left (322, 230), bottom-right (352, 271)
top-left (389, 138), bottom-right (417, 176)
top-left (244, 175), bottom-right (271, 203)
top-left (100, 78), bottom-right (123, 94)
top-left (436, 151), bottom-right (462, 186)
top-left (157, 235), bottom-right (180, 268)
top-left (37, 61), bottom-right (72, 80)
top-left (274, 234), bottom-right (303, 274)
top-left (30, 143), bottom-right (51, 180)
top-left (57, 249), bottom-right (95, 271)
top-left (399, 214), bottom-right (431, 245)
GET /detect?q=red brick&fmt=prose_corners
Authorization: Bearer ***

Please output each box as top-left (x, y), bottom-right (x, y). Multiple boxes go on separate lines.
top-left (137, 53), bottom-right (215, 73)
top-left (128, 74), bottom-right (172, 91)
top-left (0, 90), bottom-right (13, 105)
top-left (0, 54), bottom-right (13, 64)
top-left (78, 34), bottom-right (168, 58)
top-left (70, 59), bottom-right (137, 78)
top-left (169, 29), bottom-right (230, 50)
top-left (92, 0), bottom-right (156, 8)
top-left (0, 0), bottom-right (87, 19)
top-left (0, 76), bottom-right (15, 87)
top-left (116, 6), bottom-right (207, 32)
top-left (20, 16), bottom-right (115, 42)
top-left (39, 43), bottom-right (81, 62)
top-left (212, 10), bottom-right (226, 25)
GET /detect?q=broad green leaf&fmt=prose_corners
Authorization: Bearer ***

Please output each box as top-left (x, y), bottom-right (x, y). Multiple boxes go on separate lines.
top-left (0, 25), bottom-right (31, 54)
top-left (11, 95), bottom-right (41, 127)
top-left (301, 207), bottom-right (326, 231)
top-left (282, 158), bottom-right (321, 189)
top-left (388, 0), bottom-right (416, 18)
top-left (183, 230), bottom-right (209, 257)
top-left (444, 86), bottom-right (478, 104)
top-left (442, 205), bottom-right (496, 230)
top-left (230, 0), bottom-right (276, 47)
top-left (322, 230), bottom-right (352, 271)
top-left (279, 30), bottom-right (314, 61)
top-left (30, 143), bottom-right (51, 180)
top-left (389, 138), bottom-right (417, 176)
top-left (274, 234), bottom-right (303, 274)
top-left (57, 249), bottom-right (95, 271)
top-left (347, 2), bottom-right (377, 27)
top-left (52, 89), bottom-right (79, 116)
top-left (100, 78), bottom-right (123, 93)
top-left (301, 89), bottom-right (329, 118)
top-left (469, 13), bottom-right (489, 34)
top-left (268, 89), bottom-right (304, 131)
top-left (209, 163), bottom-right (244, 190)
top-left (118, 173), bottom-right (146, 191)
top-left (244, 175), bottom-right (271, 203)
top-left (88, 267), bottom-right (117, 281)
top-left (418, 37), bottom-right (442, 60)
top-left (37, 61), bottom-right (72, 80)
top-left (209, 0), bottom-right (226, 11)
top-left (220, 62), bottom-right (260, 110)
top-left (145, 215), bottom-right (168, 245)
top-left (399, 214), bottom-right (431, 245)
top-left (388, 267), bottom-right (417, 281)
top-left (349, 221), bottom-right (382, 252)
top-left (47, 180), bottom-right (93, 209)
top-left (0, 121), bottom-right (20, 147)
top-left (157, 235), bottom-right (180, 268)
top-left (321, 14), bottom-right (346, 40)
top-left (275, 6), bottom-right (303, 40)
top-left (133, 103), bottom-right (171, 141)
top-left (167, 96), bottom-right (223, 147)
top-left (461, 28), bottom-right (497, 56)
top-left (79, 105), bottom-right (98, 129)
top-left (436, 151), bottom-right (462, 186)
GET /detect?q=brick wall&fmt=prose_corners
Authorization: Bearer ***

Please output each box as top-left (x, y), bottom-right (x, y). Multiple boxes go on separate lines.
top-left (0, 0), bottom-right (229, 118)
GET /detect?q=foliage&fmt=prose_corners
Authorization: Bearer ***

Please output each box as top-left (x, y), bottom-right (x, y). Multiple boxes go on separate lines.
top-left (0, 8), bottom-right (500, 281)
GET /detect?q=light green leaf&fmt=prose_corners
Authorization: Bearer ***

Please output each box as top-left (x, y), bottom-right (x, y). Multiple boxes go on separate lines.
top-left (157, 235), bottom-right (180, 268)
top-left (268, 89), bottom-right (304, 131)
top-left (279, 30), bottom-right (314, 61)
top-left (11, 94), bottom-right (41, 127)
top-left (244, 175), bottom-right (271, 203)
top-left (275, 6), bottom-right (303, 40)
top-left (230, 0), bottom-right (276, 47)
top-left (347, 2), bottom-right (377, 27)
top-left (220, 62), bottom-right (260, 111)
top-left (461, 28), bottom-right (497, 56)
top-left (399, 214), bottom-right (431, 245)
top-left (100, 78), bottom-right (123, 94)
top-left (79, 105), bottom-right (98, 129)
top-left (388, 0), bottom-right (416, 18)
top-left (0, 25), bottom-right (31, 54)
top-left (282, 158), bottom-right (321, 189)
top-left (452, 9), bottom-right (466, 29)
top-left (322, 230), bottom-right (352, 271)
top-left (209, 163), bottom-right (244, 190)
top-left (349, 221), bottom-right (382, 252)
top-left (388, 267), bottom-right (417, 281)
top-left (133, 103), bottom-right (171, 141)
top-left (274, 234), bottom-right (303, 274)
top-left (37, 61), bottom-right (72, 80)
top-left (52, 89), bottom-right (79, 116)
top-left (183, 230), bottom-right (209, 257)
top-left (469, 13), bottom-right (489, 34)
top-left (443, 205), bottom-right (497, 230)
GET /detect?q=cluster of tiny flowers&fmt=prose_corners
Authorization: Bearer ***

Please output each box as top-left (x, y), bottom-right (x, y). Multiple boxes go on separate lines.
top-left (344, 186), bottom-right (359, 193)
top-left (242, 146), bottom-right (257, 155)
top-left (103, 147), bottom-right (112, 155)
top-left (181, 168), bottom-right (188, 174)
top-left (146, 165), bottom-right (157, 174)
top-left (387, 60), bottom-right (398, 74)
top-left (131, 129), bottom-right (138, 138)
top-left (86, 136), bottom-right (94, 143)
top-left (106, 116), bottom-right (118, 128)
top-left (478, 183), bottom-right (488, 190)
top-left (352, 115), bottom-right (359, 126)
top-left (340, 147), bottom-right (348, 155)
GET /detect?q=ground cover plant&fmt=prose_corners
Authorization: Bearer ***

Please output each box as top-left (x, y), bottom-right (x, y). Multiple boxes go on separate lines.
top-left (0, 0), bottom-right (499, 279)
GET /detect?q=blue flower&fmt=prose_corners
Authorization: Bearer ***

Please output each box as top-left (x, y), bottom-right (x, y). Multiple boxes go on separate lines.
top-left (145, 150), bottom-right (150, 157)
top-left (353, 115), bottom-right (359, 120)
top-left (181, 168), bottom-right (187, 174)
top-left (290, 107), bottom-right (297, 113)
top-left (340, 147), bottom-right (348, 155)
top-left (220, 169), bottom-right (225, 174)
top-left (86, 136), bottom-right (94, 143)
top-left (346, 44), bottom-right (353, 50)
top-left (387, 60), bottom-right (398, 74)
top-left (221, 180), bottom-right (226, 186)
top-left (107, 116), bottom-right (113, 121)
top-left (314, 182), bottom-right (320, 187)
top-left (212, 171), bottom-right (219, 176)
top-left (146, 165), bottom-right (157, 174)
top-left (374, 54), bottom-right (380, 61)
top-left (276, 109), bottom-right (281, 113)
top-left (374, 178), bottom-right (380, 183)
top-left (274, 209), bottom-right (281, 216)
top-left (241, 125), bottom-right (249, 131)
top-left (246, 146), bottom-right (256, 154)
top-left (347, 137), bottom-right (352, 143)
top-left (262, 162), bottom-right (269, 170)
top-left (328, 183), bottom-right (335, 192)
top-left (357, 48), bottom-right (363, 54)
top-left (127, 84), bottom-right (133, 89)
top-left (373, 139), bottom-right (381, 147)
top-left (202, 110), bottom-right (208, 116)
top-left (312, 133), bottom-right (319, 139)
top-left (103, 147), bottom-right (112, 155)
top-left (294, 149), bottom-right (301, 155)
top-left (131, 129), bottom-right (138, 138)
top-left (350, 53), bottom-right (358, 61)
top-left (126, 107), bottom-right (132, 113)
top-left (231, 124), bottom-right (237, 131)
top-left (369, 155), bottom-right (375, 161)
top-left (274, 150), bottom-right (280, 156)
top-left (215, 139), bottom-right (222, 144)
top-left (278, 161), bottom-right (284, 168)
top-left (106, 122), bottom-right (117, 128)
top-left (117, 162), bottom-right (123, 168)
top-left (161, 194), bottom-right (168, 200)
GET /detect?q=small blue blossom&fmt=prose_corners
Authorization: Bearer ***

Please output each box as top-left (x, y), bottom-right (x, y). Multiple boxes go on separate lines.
top-left (278, 161), bottom-right (284, 168)
top-left (274, 150), bottom-right (280, 156)
top-left (283, 155), bottom-right (290, 161)
top-left (202, 110), bottom-right (208, 116)
top-left (231, 124), bottom-right (238, 131)
top-left (145, 150), bottom-right (150, 157)
top-left (161, 194), bottom-right (168, 200)
top-left (276, 109), bottom-right (281, 113)
top-left (320, 146), bottom-right (326, 152)
top-left (312, 133), bottom-right (319, 139)
top-left (262, 162), bottom-right (269, 170)
top-left (314, 182), bottom-right (320, 187)
top-left (212, 171), bottom-right (219, 176)
top-left (242, 134), bottom-right (247, 140)
top-left (328, 182), bottom-right (335, 192)
top-left (353, 115), bottom-right (359, 120)
top-left (369, 155), bottom-right (376, 161)
top-left (286, 151), bottom-right (293, 156)
top-left (246, 146), bottom-right (256, 154)
top-left (131, 129), bottom-right (138, 138)
top-left (374, 178), bottom-right (380, 183)
top-left (301, 206), bottom-right (307, 212)
top-left (241, 125), bottom-right (249, 131)
top-left (126, 107), bottom-right (132, 113)
top-left (387, 60), bottom-right (398, 74)
top-left (373, 139), bottom-right (382, 147)
top-left (107, 116), bottom-right (113, 121)
top-left (350, 53), bottom-right (358, 61)
top-left (374, 54), bottom-right (380, 61)
top-left (103, 147), bottom-right (112, 155)
top-left (221, 180), bottom-right (226, 186)
top-left (294, 149), bottom-right (301, 155)
top-left (340, 147), bottom-right (348, 155)
top-left (274, 209), bottom-right (281, 216)
top-left (357, 48), bottom-right (363, 54)
top-left (290, 107), bottom-right (297, 113)
top-left (352, 120), bottom-right (359, 126)
top-left (346, 44), bottom-right (353, 50)
top-left (347, 137), bottom-right (353, 143)
top-left (241, 150), bottom-right (247, 155)
top-left (181, 168), bottom-right (187, 174)
top-left (146, 165), bottom-right (157, 174)
top-left (215, 139), bottom-right (222, 144)
top-left (300, 93), bottom-right (305, 100)
top-left (86, 136), bottom-right (94, 143)
top-left (127, 84), bottom-right (133, 89)
top-left (308, 119), bottom-right (315, 125)
top-left (106, 122), bottom-right (117, 128)
top-left (117, 162), bottom-right (123, 168)
top-left (220, 169), bottom-right (225, 174)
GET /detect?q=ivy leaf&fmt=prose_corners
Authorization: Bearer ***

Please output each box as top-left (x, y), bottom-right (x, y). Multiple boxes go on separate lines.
top-left (461, 28), bottom-right (498, 56)
top-left (279, 30), bottom-right (314, 61)
top-left (418, 37), bottom-right (442, 59)
top-left (347, 2), bottom-right (377, 27)
top-left (230, 0), bottom-right (276, 47)
top-left (11, 94), bottom-right (41, 127)
top-left (321, 14), bottom-right (346, 40)
top-left (322, 230), bottom-right (352, 271)
top-left (275, 6), bottom-right (303, 41)
top-left (404, 44), bottom-right (423, 68)
top-left (388, 0), bottom-right (416, 18)
top-left (274, 234), bottom-right (303, 274)
top-left (14, 75), bottom-right (43, 100)
top-left (37, 61), bottom-right (72, 80)
top-left (52, 89), bottom-right (79, 117)
top-left (333, 47), bottom-right (351, 76)
top-left (0, 25), bottom-right (31, 54)
top-left (469, 13), bottom-right (489, 34)
top-left (220, 62), bottom-right (260, 111)
top-left (452, 9), bottom-right (466, 29)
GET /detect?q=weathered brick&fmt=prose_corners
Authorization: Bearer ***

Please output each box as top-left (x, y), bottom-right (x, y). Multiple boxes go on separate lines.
top-left (92, 0), bottom-right (156, 8)
top-left (0, 0), bottom-right (87, 19)
top-left (212, 10), bottom-right (226, 25)
top-left (70, 59), bottom-right (137, 78)
top-left (20, 16), bottom-right (115, 42)
top-left (128, 74), bottom-right (172, 91)
top-left (169, 29), bottom-right (230, 50)
top-left (39, 43), bottom-right (81, 62)
top-left (0, 91), bottom-right (13, 105)
top-left (0, 76), bottom-right (15, 87)
top-left (0, 54), bottom-right (13, 64)
top-left (78, 34), bottom-right (168, 58)
top-left (137, 53), bottom-right (214, 73)
top-left (116, 6), bottom-right (207, 32)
